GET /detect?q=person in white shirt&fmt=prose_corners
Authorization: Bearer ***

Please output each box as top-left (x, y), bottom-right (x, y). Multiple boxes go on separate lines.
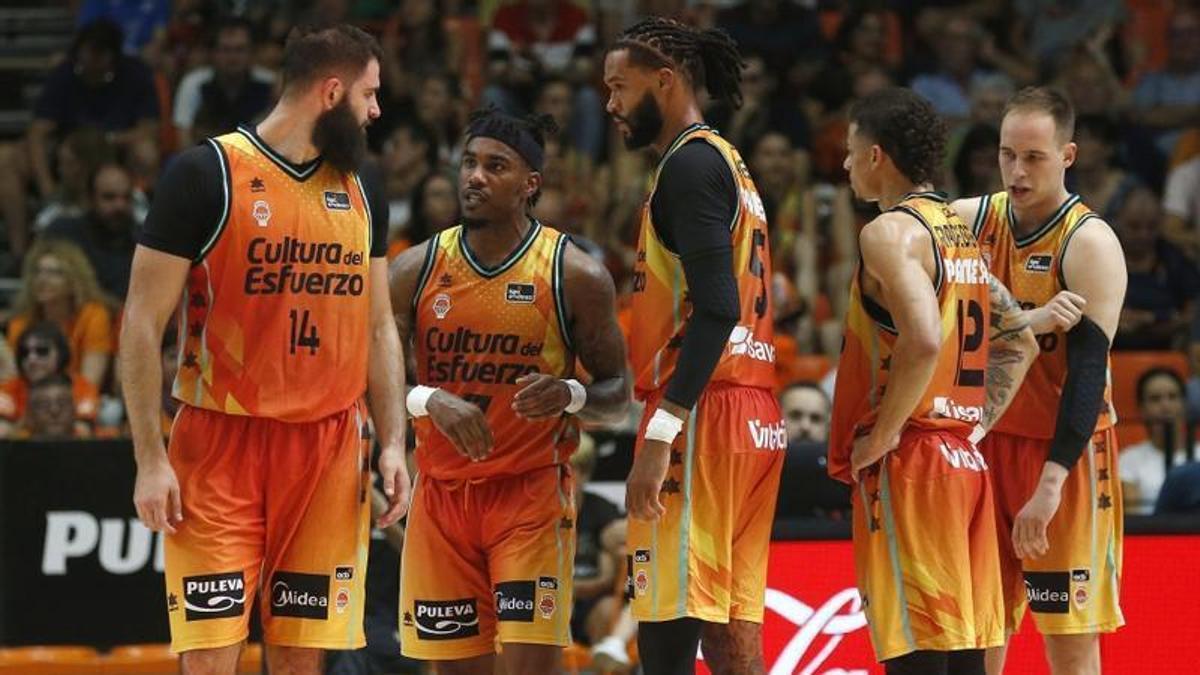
top-left (1120, 367), bottom-right (1198, 514)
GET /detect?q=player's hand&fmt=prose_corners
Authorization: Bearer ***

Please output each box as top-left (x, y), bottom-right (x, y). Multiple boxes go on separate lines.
top-left (850, 433), bottom-right (899, 479)
top-left (626, 440), bottom-right (671, 521)
top-left (376, 443), bottom-right (411, 527)
top-left (1013, 483), bottom-right (1062, 559)
top-left (427, 389), bottom-right (493, 461)
top-left (511, 373), bottom-right (571, 420)
top-left (133, 452), bottom-right (182, 535)
top-left (1027, 291), bottom-right (1086, 335)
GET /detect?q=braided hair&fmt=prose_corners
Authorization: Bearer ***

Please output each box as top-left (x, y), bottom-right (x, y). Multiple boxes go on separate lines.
top-left (465, 106), bottom-right (559, 207)
top-left (612, 17), bottom-right (745, 109)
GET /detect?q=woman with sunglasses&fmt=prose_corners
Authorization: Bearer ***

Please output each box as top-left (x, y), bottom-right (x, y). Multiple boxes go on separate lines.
top-left (0, 320), bottom-right (99, 438)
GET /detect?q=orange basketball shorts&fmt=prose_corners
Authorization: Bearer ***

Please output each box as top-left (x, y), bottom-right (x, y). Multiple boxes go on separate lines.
top-left (163, 401), bottom-right (372, 653)
top-left (852, 428), bottom-right (1005, 661)
top-left (399, 464), bottom-right (576, 661)
top-left (626, 384), bottom-right (785, 624)
top-left (980, 428), bottom-right (1124, 636)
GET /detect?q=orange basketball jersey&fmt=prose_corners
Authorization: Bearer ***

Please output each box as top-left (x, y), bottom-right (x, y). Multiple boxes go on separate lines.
top-left (628, 125), bottom-right (776, 400)
top-left (411, 221), bottom-right (578, 480)
top-left (830, 193), bottom-right (990, 483)
top-left (972, 191), bottom-right (1116, 439)
top-left (174, 130), bottom-right (375, 422)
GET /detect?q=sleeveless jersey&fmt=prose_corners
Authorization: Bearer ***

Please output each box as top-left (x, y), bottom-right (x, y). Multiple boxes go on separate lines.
top-left (973, 191), bottom-right (1116, 439)
top-left (174, 129), bottom-right (374, 422)
top-left (629, 125), bottom-right (776, 400)
top-left (411, 220), bottom-right (578, 480)
top-left (829, 193), bottom-right (990, 483)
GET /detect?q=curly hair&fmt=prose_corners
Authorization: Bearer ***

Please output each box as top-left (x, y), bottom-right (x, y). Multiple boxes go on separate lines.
top-left (848, 87), bottom-right (946, 185)
top-left (612, 16), bottom-right (745, 109)
top-left (13, 238), bottom-right (115, 320)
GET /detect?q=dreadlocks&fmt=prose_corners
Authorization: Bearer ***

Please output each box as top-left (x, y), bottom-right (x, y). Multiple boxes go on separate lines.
top-left (612, 17), bottom-right (744, 109)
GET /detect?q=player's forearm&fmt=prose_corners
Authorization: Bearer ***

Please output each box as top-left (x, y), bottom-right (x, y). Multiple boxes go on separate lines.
top-left (119, 318), bottom-right (168, 463)
top-left (865, 335), bottom-right (940, 452)
top-left (981, 327), bottom-right (1038, 432)
top-left (367, 314), bottom-right (407, 450)
top-left (577, 374), bottom-right (629, 425)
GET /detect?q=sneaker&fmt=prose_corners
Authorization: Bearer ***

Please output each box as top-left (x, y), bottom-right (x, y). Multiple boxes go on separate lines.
top-left (591, 635), bottom-right (631, 673)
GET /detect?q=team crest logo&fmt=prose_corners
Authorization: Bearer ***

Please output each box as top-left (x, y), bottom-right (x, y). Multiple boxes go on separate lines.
top-left (635, 569), bottom-right (649, 596)
top-left (252, 200), bottom-right (271, 227)
top-left (336, 588), bottom-right (350, 614)
top-left (432, 293), bottom-right (452, 319)
top-left (539, 593), bottom-right (556, 619)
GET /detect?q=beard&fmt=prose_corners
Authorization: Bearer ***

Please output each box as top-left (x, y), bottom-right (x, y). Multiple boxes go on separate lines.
top-left (620, 92), bottom-right (664, 150)
top-left (312, 97), bottom-right (367, 173)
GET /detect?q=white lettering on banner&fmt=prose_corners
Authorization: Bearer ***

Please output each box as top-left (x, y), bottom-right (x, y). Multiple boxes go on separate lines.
top-left (943, 257), bottom-right (987, 285)
top-left (42, 511), bottom-right (165, 575)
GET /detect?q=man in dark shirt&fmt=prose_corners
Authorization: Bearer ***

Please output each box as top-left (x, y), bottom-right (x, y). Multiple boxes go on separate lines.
top-left (174, 17), bottom-right (275, 148)
top-left (43, 162), bottom-right (138, 299)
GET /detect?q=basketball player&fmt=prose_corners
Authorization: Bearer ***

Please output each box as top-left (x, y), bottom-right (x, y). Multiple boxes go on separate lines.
top-left (388, 108), bottom-right (630, 674)
top-left (951, 87), bottom-right (1127, 675)
top-left (829, 87), bottom-right (1041, 675)
top-left (603, 18), bottom-right (784, 675)
top-left (122, 25), bottom-right (408, 675)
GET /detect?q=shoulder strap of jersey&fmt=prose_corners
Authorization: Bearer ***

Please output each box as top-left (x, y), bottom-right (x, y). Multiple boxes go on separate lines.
top-left (411, 231), bottom-right (443, 310)
top-left (197, 137), bottom-right (233, 263)
top-left (551, 232), bottom-right (574, 352)
top-left (972, 193), bottom-right (992, 237)
top-left (886, 197), bottom-right (945, 294)
top-left (1055, 209), bottom-right (1102, 290)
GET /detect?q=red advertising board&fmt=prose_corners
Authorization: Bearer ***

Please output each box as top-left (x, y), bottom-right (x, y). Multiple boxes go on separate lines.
top-left (696, 535), bottom-right (1200, 673)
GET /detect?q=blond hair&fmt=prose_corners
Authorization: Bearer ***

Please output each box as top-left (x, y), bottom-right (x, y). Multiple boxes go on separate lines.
top-left (14, 238), bottom-right (116, 320)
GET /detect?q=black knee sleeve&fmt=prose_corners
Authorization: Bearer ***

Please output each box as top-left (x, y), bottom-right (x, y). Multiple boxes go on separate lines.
top-left (637, 618), bottom-right (703, 675)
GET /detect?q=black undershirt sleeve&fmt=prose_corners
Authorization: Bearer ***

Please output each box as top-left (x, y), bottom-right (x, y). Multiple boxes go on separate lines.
top-left (357, 161), bottom-right (391, 258)
top-left (1048, 317), bottom-right (1111, 469)
top-left (138, 143), bottom-right (226, 261)
top-left (649, 140), bottom-right (741, 410)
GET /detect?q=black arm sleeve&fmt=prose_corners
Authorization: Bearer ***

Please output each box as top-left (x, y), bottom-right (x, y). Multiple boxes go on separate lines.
top-left (1048, 317), bottom-right (1111, 469)
top-left (649, 141), bottom-right (741, 410)
top-left (138, 144), bottom-right (226, 261)
top-left (358, 161), bottom-right (391, 258)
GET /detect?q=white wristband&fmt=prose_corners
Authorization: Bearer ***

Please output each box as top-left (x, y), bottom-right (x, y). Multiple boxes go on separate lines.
top-left (563, 378), bottom-right (587, 414)
top-left (644, 408), bottom-right (685, 444)
top-left (406, 385), bottom-right (439, 418)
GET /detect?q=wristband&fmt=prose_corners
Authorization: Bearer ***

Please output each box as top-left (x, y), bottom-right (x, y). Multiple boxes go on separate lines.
top-left (969, 424), bottom-right (986, 446)
top-left (563, 378), bottom-right (587, 414)
top-left (644, 408), bottom-right (685, 444)
top-left (406, 385), bottom-right (439, 417)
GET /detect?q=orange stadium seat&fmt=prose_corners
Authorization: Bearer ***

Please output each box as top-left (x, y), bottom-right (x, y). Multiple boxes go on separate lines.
top-left (103, 643), bottom-right (177, 674)
top-left (0, 645), bottom-right (102, 674)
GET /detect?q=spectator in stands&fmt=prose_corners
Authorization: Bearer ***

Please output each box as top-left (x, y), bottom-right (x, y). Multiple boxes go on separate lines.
top-left (1013, 0), bottom-right (1124, 68)
top-left (966, 73), bottom-right (1016, 129)
top-left (378, 0), bottom-right (456, 101)
top-left (485, 0), bottom-right (604, 159)
top-left (1070, 114), bottom-right (1143, 221)
top-left (910, 14), bottom-right (998, 126)
top-left (414, 70), bottom-right (466, 164)
top-left (1155, 463), bottom-right (1200, 514)
top-left (0, 19), bottom-right (157, 264)
top-left (388, 170), bottom-right (459, 257)
top-left (380, 117), bottom-right (438, 232)
top-left (717, 0), bottom-right (825, 86)
top-left (43, 162), bottom-right (140, 299)
top-left (951, 123), bottom-right (1003, 198)
top-left (1132, 8), bottom-right (1200, 162)
top-left (33, 129), bottom-right (117, 232)
top-left (1121, 368), bottom-right (1198, 515)
top-left (0, 322), bottom-right (99, 439)
top-left (780, 381), bottom-right (831, 444)
top-left (569, 436), bottom-right (634, 672)
top-left (1055, 48), bottom-right (1127, 119)
top-left (6, 239), bottom-right (116, 388)
top-left (21, 374), bottom-right (79, 441)
top-left (1162, 137), bottom-right (1200, 258)
top-left (78, 0), bottom-right (170, 57)
top-left (173, 17), bottom-right (276, 148)
top-left (710, 54), bottom-right (811, 158)
top-left (1111, 187), bottom-right (1200, 350)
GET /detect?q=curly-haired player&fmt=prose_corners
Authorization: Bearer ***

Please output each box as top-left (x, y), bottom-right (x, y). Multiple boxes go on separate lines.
top-left (829, 87), bottom-right (1041, 674)
top-left (389, 106), bottom-right (629, 674)
top-left (603, 16), bottom-right (784, 675)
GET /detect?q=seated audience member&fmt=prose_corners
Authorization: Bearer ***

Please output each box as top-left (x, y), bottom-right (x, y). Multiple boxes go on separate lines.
top-left (388, 171), bottom-right (459, 257)
top-left (1156, 462), bottom-right (1200, 514)
top-left (43, 161), bottom-right (140, 299)
top-left (379, 117), bottom-right (438, 233)
top-left (781, 381), bottom-right (831, 443)
top-left (6, 239), bottom-right (116, 388)
top-left (570, 436), bottom-right (634, 672)
top-left (1111, 187), bottom-right (1200, 350)
top-left (0, 322), bottom-right (98, 438)
top-left (21, 374), bottom-right (79, 440)
top-left (1121, 368), bottom-right (1199, 514)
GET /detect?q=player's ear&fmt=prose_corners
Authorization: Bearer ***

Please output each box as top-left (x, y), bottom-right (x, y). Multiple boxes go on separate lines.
top-left (657, 66), bottom-right (674, 91)
top-left (1062, 141), bottom-right (1077, 170)
top-left (320, 76), bottom-right (343, 110)
top-left (526, 170), bottom-right (542, 202)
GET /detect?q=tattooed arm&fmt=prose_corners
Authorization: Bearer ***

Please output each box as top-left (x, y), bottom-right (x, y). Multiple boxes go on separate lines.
top-left (981, 272), bottom-right (1040, 434)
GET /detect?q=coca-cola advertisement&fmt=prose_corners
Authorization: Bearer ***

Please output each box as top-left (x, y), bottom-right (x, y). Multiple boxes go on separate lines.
top-left (695, 536), bottom-right (1200, 674)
